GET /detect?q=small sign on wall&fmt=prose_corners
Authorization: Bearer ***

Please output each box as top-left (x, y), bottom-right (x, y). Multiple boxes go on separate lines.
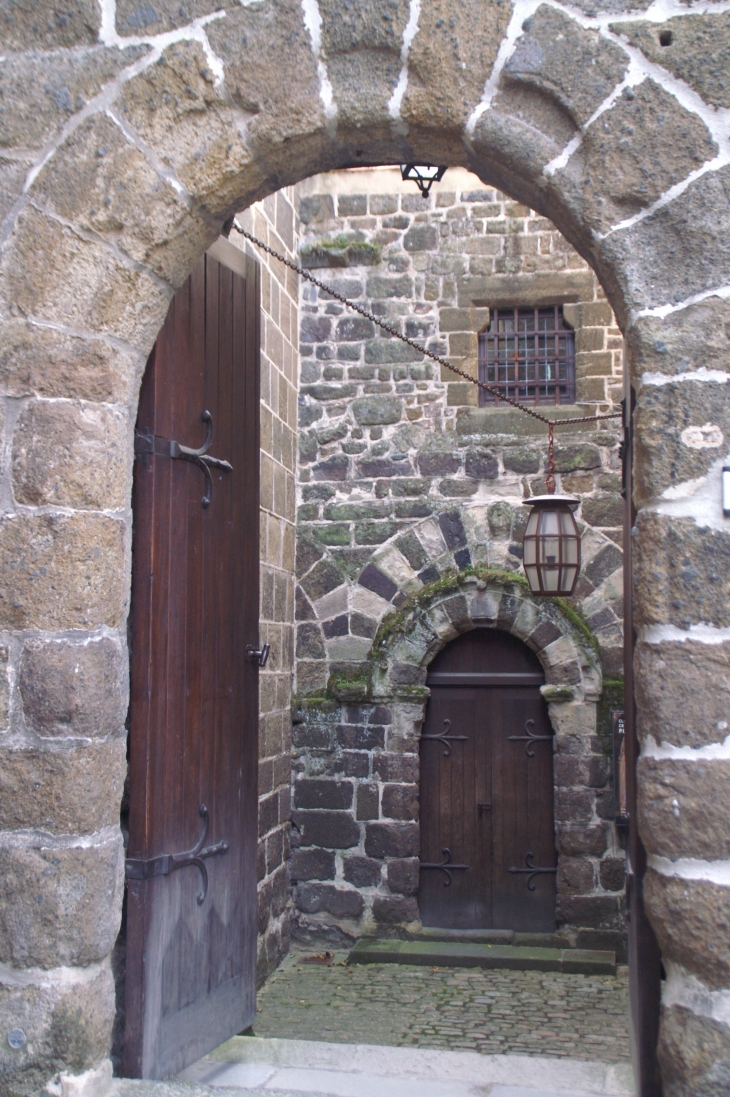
top-left (612, 710), bottom-right (629, 828)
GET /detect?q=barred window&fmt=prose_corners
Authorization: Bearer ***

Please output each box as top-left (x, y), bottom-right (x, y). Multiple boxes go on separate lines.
top-left (478, 305), bottom-right (576, 406)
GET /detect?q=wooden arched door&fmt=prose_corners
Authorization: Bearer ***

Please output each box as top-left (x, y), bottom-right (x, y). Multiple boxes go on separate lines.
top-left (419, 629), bottom-right (556, 932)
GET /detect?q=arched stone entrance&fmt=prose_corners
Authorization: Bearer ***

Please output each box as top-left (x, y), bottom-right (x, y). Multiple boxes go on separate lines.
top-left (2, 2), bottom-right (730, 1093)
top-left (366, 572), bottom-right (610, 936)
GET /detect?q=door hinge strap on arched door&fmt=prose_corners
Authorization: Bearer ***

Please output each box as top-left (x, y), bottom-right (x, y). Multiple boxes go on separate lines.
top-left (507, 719), bottom-right (553, 757)
top-left (508, 852), bottom-right (558, 891)
top-left (125, 805), bottom-right (229, 905)
top-left (134, 410), bottom-right (232, 508)
top-left (420, 848), bottom-right (470, 886)
top-left (421, 718), bottom-right (468, 756)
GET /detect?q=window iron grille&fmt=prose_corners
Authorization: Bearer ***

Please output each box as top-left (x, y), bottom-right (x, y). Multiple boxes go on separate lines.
top-left (478, 306), bottom-right (576, 406)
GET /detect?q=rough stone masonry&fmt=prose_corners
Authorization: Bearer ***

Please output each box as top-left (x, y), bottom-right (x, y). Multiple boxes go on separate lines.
top-left (2, 2), bottom-right (730, 1096)
top-left (286, 166), bottom-right (627, 951)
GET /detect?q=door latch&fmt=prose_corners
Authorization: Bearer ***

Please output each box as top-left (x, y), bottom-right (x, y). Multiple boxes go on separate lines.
top-left (477, 802), bottom-right (492, 817)
top-left (246, 643), bottom-right (270, 667)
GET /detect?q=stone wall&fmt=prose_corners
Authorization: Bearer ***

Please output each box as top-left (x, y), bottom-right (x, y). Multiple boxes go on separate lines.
top-left (230, 196), bottom-right (299, 984)
top-left (297, 167), bottom-right (624, 410)
top-left (289, 168), bottom-right (626, 951)
top-left (292, 574), bottom-right (627, 956)
top-left (2, 1), bottom-right (730, 1093)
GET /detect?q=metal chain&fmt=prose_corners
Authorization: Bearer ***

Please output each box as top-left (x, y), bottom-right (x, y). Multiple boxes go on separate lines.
top-left (545, 422), bottom-right (556, 495)
top-left (233, 221), bottom-right (622, 432)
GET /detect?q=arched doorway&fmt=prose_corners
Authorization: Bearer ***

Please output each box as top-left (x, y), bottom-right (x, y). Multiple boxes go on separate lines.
top-left (419, 629), bottom-right (555, 933)
top-left (3, 1), bottom-right (726, 1090)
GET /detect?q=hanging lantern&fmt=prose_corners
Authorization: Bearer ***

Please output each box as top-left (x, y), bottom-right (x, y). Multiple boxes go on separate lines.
top-left (400, 164), bottom-right (448, 198)
top-left (521, 421), bottom-right (581, 596)
top-left (522, 495), bottom-right (581, 595)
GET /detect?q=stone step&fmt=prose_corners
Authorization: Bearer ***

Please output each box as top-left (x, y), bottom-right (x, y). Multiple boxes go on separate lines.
top-left (407, 928), bottom-right (582, 949)
top-left (167, 1035), bottom-right (634, 1097)
top-left (347, 939), bottom-right (617, 976)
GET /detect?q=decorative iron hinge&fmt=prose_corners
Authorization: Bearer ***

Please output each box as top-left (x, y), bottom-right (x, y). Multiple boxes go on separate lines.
top-left (134, 410), bottom-right (232, 508)
top-left (507, 719), bottom-right (553, 757)
top-left (421, 718), bottom-right (468, 757)
top-left (420, 847), bottom-right (469, 887)
top-left (125, 804), bottom-right (228, 905)
top-left (508, 852), bottom-right (558, 891)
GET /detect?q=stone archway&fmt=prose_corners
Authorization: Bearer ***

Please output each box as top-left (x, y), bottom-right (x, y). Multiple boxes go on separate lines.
top-left (365, 571), bottom-right (617, 938)
top-left (2, 2), bottom-right (730, 1093)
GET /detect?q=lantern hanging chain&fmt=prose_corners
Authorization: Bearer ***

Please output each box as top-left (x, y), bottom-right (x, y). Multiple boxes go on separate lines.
top-left (545, 422), bottom-right (556, 496)
top-left (232, 221), bottom-right (622, 432)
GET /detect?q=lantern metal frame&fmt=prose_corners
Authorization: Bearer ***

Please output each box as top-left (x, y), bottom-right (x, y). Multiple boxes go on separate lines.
top-left (522, 494), bottom-right (581, 596)
top-left (400, 164), bottom-right (448, 198)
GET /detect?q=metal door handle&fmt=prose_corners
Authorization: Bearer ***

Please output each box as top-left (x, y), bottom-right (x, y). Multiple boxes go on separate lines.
top-left (246, 643), bottom-right (270, 667)
top-left (477, 802), bottom-right (492, 817)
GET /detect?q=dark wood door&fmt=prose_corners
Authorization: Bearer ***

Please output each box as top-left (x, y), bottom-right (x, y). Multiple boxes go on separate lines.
top-left (419, 629), bottom-right (556, 932)
top-left (124, 239), bottom-right (260, 1080)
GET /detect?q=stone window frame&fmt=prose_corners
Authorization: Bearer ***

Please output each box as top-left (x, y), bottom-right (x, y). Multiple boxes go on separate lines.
top-left (445, 272), bottom-right (615, 410)
top-left (477, 304), bottom-right (577, 408)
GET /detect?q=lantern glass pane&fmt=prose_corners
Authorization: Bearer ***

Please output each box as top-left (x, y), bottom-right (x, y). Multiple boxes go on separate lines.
top-left (562, 537), bottom-right (579, 564)
top-left (541, 564), bottom-right (560, 591)
top-left (525, 565), bottom-right (540, 590)
top-left (540, 509), bottom-right (560, 536)
top-left (561, 565), bottom-right (578, 589)
top-left (524, 510), bottom-right (539, 536)
top-left (539, 535), bottom-right (560, 565)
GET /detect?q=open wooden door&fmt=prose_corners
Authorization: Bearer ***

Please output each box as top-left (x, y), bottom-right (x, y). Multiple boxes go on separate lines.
top-left (123, 239), bottom-right (260, 1080)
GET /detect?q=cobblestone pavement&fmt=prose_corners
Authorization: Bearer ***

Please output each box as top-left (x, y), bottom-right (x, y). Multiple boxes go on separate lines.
top-left (253, 951), bottom-right (631, 1064)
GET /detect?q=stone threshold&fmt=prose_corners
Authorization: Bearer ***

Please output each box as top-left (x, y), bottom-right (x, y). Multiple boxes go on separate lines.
top-left (347, 939), bottom-right (617, 975)
top-left (151, 1035), bottom-right (635, 1097)
top-left (402, 928), bottom-right (584, 948)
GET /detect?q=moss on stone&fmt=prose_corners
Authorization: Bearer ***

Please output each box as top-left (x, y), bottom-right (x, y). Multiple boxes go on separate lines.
top-left (551, 598), bottom-right (602, 660)
top-left (370, 565), bottom-right (528, 662)
top-left (326, 664), bottom-right (372, 701)
top-left (300, 237), bottom-right (382, 269)
top-left (299, 566), bottom-right (607, 710)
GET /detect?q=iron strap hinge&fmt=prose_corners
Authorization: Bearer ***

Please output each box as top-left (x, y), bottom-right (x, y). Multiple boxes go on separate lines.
top-left (134, 410), bottom-right (232, 508)
top-left (125, 805), bottom-right (228, 905)
top-left (420, 847), bottom-right (469, 887)
top-left (421, 718), bottom-right (468, 757)
top-left (507, 719), bottom-right (553, 757)
top-left (508, 852), bottom-right (558, 891)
